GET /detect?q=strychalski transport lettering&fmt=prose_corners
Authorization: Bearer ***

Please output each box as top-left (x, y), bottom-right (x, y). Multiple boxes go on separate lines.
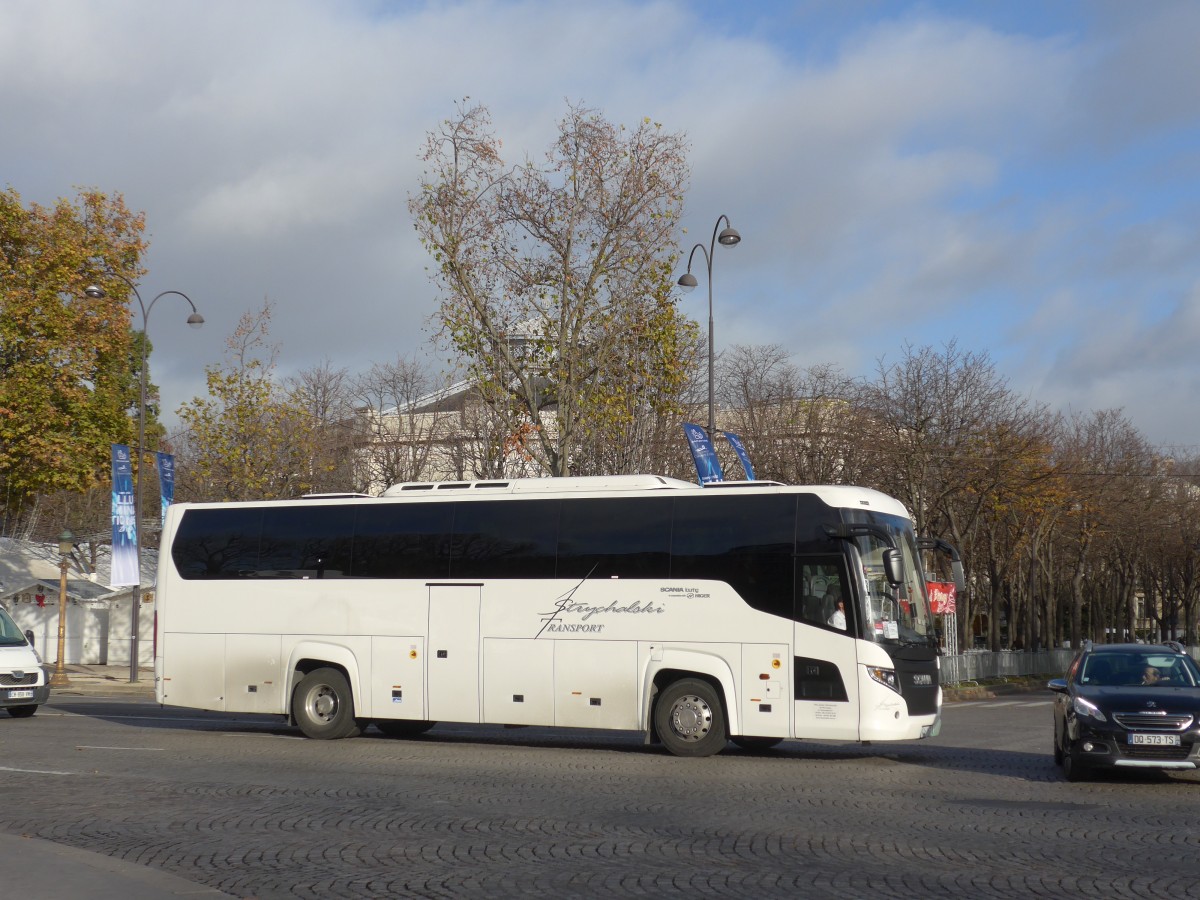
top-left (153, 474), bottom-right (963, 757)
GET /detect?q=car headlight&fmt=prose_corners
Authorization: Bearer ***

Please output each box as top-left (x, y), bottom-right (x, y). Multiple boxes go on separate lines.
top-left (1072, 695), bottom-right (1106, 722)
top-left (866, 665), bottom-right (899, 693)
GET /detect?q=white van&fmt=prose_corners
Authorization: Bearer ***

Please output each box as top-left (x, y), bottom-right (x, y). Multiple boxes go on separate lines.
top-left (0, 604), bottom-right (49, 717)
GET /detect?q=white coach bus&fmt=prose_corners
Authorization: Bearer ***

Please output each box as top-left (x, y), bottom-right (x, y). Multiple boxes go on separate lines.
top-left (154, 475), bottom-right (961, 757)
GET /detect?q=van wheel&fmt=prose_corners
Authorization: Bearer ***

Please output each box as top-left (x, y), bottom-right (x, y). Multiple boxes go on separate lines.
top-left (292, 668), bottom-right (362, 740)
top-left (7, 705), bottom-right (37, 718)
top-left (654, 678), bottom-right (726, 757)
top-left (375, 719), bottom-right (436, 738)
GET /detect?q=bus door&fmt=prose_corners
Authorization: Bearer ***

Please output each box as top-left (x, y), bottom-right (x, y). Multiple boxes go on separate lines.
top-left (427, 584), bottom-right (482, 723)
top-left (793, 558), bottom-right (860, 741)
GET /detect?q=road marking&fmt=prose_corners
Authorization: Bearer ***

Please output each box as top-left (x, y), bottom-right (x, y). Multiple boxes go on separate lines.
top-left (75, 746), bottom-right (165, 751)
top-left (0, 765), bottom-right (74, 776)
top-left (946, 700), bottom-right (1051, 709)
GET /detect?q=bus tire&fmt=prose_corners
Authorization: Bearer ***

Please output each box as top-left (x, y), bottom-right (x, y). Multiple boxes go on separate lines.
top-left (292, 667), bottom-right (362, 740)
top-left (375, 719), bottom-right (436, 738)
top-left (654, 678), bottom-right (726, 757)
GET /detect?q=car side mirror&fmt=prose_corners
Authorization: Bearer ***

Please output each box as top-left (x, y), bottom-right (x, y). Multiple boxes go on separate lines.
top-left (1047, 678), bottom-right (1067, 693)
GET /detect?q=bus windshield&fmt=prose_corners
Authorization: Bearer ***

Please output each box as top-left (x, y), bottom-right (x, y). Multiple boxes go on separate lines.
top-left (851, 524), bottom-right (934, 648)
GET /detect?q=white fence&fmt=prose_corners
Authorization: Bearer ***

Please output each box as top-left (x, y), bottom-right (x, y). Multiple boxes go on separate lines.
top-left (941, 647), bottom-right (1200, 684)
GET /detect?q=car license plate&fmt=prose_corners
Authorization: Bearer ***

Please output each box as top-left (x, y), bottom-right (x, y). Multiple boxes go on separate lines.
top-left (7, 689), bottom-right (34, 700)
top-left (1128, 733), bottom-right (1180, 746)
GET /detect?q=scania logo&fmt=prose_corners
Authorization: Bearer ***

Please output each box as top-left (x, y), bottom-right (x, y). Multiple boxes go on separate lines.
top-left (912, 674), bottom-right (933, 686)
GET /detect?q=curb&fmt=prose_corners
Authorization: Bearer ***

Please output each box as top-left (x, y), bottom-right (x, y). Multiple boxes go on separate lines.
top-left (43, 665), bottom-right (156, 698)
top-left (944, 680), bottom-right (1051, 702)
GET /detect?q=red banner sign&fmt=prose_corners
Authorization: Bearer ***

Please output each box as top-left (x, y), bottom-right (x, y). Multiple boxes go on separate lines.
top-left (927, 581), bottom-right (957, 614)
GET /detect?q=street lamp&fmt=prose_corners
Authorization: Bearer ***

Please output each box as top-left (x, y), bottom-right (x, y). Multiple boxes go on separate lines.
top-left (677, 215), bottom-right (741, 438)
top-left (84, 278), bottom-right (203, 682)
top-left (49, 529), bottom-right (74, 688)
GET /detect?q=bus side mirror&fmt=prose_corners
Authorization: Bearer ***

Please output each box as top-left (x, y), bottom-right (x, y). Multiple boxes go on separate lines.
top-left (951, 560), bottom-right (965, 594)
top-left (883, 548), bottom-right (904, 587)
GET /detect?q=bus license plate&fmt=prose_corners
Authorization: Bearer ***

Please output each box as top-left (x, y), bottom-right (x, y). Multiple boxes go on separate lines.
top-left (7, 689), bottom-right (34, 700)
top-left (1129, 733), bottom-right (1180, 746)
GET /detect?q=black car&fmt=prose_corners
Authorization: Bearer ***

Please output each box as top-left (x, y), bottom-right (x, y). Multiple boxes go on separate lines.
top-left (1049, 642), bottom-right (1200, 781)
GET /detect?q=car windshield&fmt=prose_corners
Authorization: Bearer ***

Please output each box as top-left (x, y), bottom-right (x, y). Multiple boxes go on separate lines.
top-left (1079, 652), bottom-right (1200, 687)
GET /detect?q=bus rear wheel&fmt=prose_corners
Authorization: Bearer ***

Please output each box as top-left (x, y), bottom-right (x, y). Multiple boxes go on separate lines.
top-left (292, 668), bottom-right (362, 740)
top-left (654, 678), bottom-right (727, 757)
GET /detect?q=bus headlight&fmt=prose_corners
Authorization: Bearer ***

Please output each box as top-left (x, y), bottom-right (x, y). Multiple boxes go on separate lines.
top-left (866, 665), bottom-right (899, 693)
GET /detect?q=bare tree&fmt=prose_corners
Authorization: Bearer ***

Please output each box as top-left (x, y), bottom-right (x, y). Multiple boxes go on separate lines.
top-left (284, 360), bottom-right (361, 494)
top-left (350, 354), bottom-right (469, 490)
top-left (410, 101), bottom-right (695, 476)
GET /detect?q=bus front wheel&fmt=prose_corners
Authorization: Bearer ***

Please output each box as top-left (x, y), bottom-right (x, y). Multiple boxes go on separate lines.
top-left (654, 678), bottom-right (727, 757)
top-left (292, 668), bottom-right (362, 740)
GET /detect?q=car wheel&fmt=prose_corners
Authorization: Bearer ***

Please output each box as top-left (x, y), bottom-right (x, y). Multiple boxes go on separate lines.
top-left (1053, 727), bottom-right (1063, 766)
top-left (654, 678), bottom-right (727, 757)
top-left (375, 719), bottom-right (436, 738)
top-left (1062, 743), bottom-right (1090, 782)
top-left (292, 668), bottom-right (362, 740)
top-left (7, 705), bottom-right (37, 718)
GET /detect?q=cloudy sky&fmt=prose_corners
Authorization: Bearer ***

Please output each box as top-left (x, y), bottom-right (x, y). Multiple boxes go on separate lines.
top-left (4, 0), bottom-right (1199, 451)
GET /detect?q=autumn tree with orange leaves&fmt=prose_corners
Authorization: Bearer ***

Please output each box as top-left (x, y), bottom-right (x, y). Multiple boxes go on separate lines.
top-left (0, 188), bottom-right (148, 526)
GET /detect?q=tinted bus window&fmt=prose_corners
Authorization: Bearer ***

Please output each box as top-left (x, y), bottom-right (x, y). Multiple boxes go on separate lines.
top-left (172, 507), bottom-right (264, 579)
top-left (557, 497), bottom-right (672, 579)
top-left (352, 502), bottom-right (455, 579)
top-left (671, 494), bottom-right (795, 618)
top-left (451, 499), bottom-right (559, 579)
top-left (258, 504), bottom-right (355, 578)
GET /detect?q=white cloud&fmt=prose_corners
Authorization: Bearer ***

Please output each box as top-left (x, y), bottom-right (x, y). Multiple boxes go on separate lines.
top-left (2, 0), bottom-right (1198, 451)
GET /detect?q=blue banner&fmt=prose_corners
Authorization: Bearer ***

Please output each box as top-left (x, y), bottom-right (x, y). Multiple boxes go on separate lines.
top-left (723, 432), bottom-right (756, 481)
top-left (110, 444), bottom-right (140, 587)
top-left (156, 452), bottom-right (176, 526)
top-left (682, 423), bottom-right (724, 484)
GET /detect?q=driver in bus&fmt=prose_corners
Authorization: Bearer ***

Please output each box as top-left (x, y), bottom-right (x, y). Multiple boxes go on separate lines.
top-left (825, 588), bottom-right (846, 630)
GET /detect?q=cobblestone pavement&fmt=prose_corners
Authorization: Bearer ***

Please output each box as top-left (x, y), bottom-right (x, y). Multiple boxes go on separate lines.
top-left (0, 694), bottom-right (1196, 898)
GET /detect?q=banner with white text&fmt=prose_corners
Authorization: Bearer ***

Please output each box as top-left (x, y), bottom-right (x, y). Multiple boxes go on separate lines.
top-left (110, 444), bottom-right (140, 586)
top-left (156, 451), bottom-right (176, 527)
top-left (722, 431), bottom-right (756, 480)
top-left (682, 423), bottom-right (724, 484)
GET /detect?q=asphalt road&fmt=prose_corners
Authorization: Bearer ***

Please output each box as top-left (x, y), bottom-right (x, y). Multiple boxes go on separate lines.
top-left (1, 692), bottom-right (1197, 898)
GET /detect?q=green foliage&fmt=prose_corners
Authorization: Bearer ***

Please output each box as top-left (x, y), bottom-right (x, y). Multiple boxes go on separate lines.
top-left (175, 302), bottom-right (325, 501)
top-left (0, 187), bottom-right (146, 521)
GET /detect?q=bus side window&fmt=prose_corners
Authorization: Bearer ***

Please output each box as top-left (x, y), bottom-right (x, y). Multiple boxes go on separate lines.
top-left (798, 558), bottom-right (849, 630)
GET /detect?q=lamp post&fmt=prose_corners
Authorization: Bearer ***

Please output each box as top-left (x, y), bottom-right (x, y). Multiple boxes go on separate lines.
top-left (84, 279), bottom-right (203, 682)
top-left (49, 529), bottom-right (74, 688)
top-left (677, 215), bottom-right (741, 438)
